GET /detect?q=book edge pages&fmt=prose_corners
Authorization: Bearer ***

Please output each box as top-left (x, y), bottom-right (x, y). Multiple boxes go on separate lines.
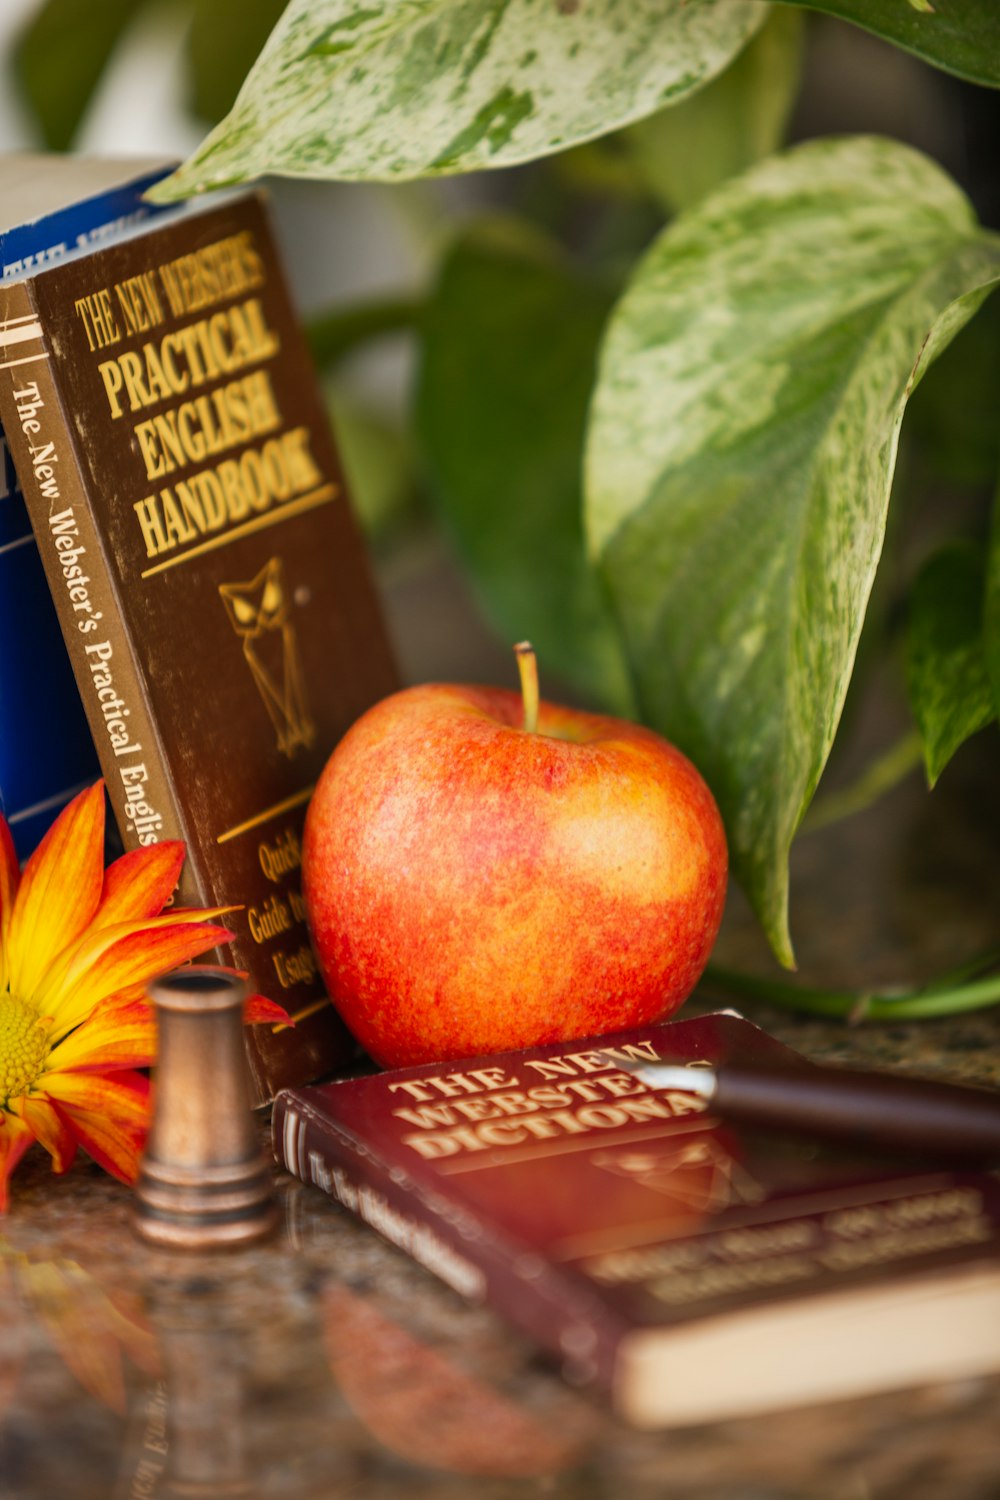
top-left (0, 154), bottom-right (177, 238)
top-left (616, 1258), bottom-right (1000, 1428)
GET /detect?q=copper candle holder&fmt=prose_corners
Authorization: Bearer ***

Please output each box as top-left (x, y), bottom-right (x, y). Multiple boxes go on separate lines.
top-left (133, 967), bottom-right (277, 1249)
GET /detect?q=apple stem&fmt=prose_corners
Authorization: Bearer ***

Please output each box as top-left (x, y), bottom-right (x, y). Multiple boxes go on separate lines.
top-left (514, 641), bottom-right (539, 735)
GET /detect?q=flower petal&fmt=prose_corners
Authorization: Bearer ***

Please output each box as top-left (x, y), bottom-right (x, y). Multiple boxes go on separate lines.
top-left (244, 993), bottom-right (293, 1026)
top-left (44, 996), bottom-right (157, 1076)
top-left (0, 1111), bottom-right (35, 1213)
top-left (14, 1095), bottom-right (77, 1174)
top-left (0, 812), bottom-right (19, 992)
top-left (42, 1071), bottom-right (150, 1185)
top-left (43, 920), bottom-right (236, 1040)
top-left (45, 981), bottom-right (290, 1074)
top-left (6, 783), bottom-right (105, 998)
top-left (23, 1259), bottom-right (131, 1413)
top-left (94, 1281), bottom-right (160, 1379)
top-left (38, 906), bottom-right (235, 1014)
top-left (177, 963), bottom-right (290, 1025)
top-left (93, 842), bottom-right (186, 929)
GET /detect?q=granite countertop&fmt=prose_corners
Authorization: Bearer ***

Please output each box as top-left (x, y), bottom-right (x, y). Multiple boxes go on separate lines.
top-left (2, 561), bottom-right (999, 1500)
top-left (3, 1109), bottom-right (998, 1500)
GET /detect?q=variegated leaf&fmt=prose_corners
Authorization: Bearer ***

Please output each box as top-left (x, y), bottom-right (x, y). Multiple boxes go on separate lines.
top-left (585, 136), bottom-right (1000, 967)
top-left (627, 9), bottom-right (803, 214)
top-left (906, 543), bottom-right (996, 787)
top-left (149, 0), bottom-right (766, 198)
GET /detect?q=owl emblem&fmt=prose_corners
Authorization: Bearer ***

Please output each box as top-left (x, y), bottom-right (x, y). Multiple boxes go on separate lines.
top-left (219, 557), bottom-right (315, 757)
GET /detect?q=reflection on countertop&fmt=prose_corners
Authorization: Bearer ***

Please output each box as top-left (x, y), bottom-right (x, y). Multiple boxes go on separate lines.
top-left (1, 1158), bottom-right (596, 1500)
top-left (2, 1126), bottom-right (999, 1500)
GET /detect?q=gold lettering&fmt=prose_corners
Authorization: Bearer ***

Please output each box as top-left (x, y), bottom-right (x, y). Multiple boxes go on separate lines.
top-left (159, 489), bottom-right (197, 549)
top-left (98, 357), bottom-right (125, 419)
top-left (281, 426), bottom-right (323, 489)
top-left (115, 271), bottom-right (164, 336)
top-left (239, 447), bottom-right (270, 512)
top-left (248, 892), bottom-right (293, 943)
top-left (217, 456), bottom-right (249, 521)
top-left (132, 422), bottom-right (328, 558)
top-left (75, 288), bottom-right (121, 352)
top-left (133, 496), bottom-right (169, 558)
top-left (451, 1097), bottom-right (507, 1122)
top-left (142, 341), bottom-right (174, 405)
top-left (157, 231), bottom-right (266, 319)
top-left (271, 942), bottom-right (318, 989)
top-left (136, 420), bottom-right (168, 481)
top-left (478, 1122), bottom-right (528, 1146)
top-left (178, 399), bottom-right (211, 465)
top-left (173, 476), bottom-right (207, 536)
top-left (119, 350), bottom-right (152, 413)
top-left (160, 331), bottom-right (190, 393)
top-left (93, 298), bottom-right (280, 417)
top-left (257, 827), bottom-right (301, 883)
top-left (403, 1133), bottom-right (463, 1161)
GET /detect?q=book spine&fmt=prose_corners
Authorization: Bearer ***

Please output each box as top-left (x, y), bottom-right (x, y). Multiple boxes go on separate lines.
top-left (273, 1092), bottom-right (627, 1397)
top-left (0, 279), bottom-right (203, 904)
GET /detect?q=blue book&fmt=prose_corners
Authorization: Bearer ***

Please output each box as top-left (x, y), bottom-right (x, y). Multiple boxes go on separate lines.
top-left (0, 156), bottom-right (173, 857)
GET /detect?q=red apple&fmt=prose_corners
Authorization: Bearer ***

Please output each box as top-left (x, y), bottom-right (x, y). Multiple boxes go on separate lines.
top-left (302, 645), bottom-right (727, 1068)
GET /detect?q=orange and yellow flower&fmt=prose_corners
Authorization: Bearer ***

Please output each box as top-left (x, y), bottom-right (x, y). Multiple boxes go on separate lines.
top-left (0, 782), bottom-right (287, 1210)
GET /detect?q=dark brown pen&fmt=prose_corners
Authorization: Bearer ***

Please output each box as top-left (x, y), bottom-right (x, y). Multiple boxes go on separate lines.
top-left (616, 1059), bottom-right (1000, 1158)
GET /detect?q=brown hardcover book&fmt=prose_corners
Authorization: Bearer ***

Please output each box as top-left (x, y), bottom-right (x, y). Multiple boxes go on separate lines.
top-left (273, 1012), bottom-right (1000, 1427)
top-left (0, 191), bottom-right (399, 1103)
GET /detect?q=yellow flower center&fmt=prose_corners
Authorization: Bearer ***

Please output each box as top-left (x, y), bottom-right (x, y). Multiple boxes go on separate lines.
top-left (0, 996), bottom-right (50, 1103)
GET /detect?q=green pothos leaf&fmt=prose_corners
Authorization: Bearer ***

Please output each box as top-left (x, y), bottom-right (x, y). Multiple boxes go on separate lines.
top-left (328, 385), bottom-right (419, 540)
top-left (773, 0), bottom-right (1000, 88)
top-left (905, 293), bottom-right (1000, 488)
top-left (626, 8), bottom-right (804, 215)
top-left (149, 0), bottom-right (766, 199)
top-left (585, 136), bottom-right (1000, 968)
top-left (907, 542), bottom-right (996, 786)
top-left (417, 222), bottom-right (632, 714)
top-left (985, 489), bottom-right (1000, 718)
top-left (186, 0), bottom-right (289, 125)
top-left (14, 0), bottom-right (143, 151)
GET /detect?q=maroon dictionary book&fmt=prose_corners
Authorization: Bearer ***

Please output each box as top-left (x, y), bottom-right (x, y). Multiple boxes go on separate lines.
top-left (273, 1012), bottom-right (1000, 1427)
